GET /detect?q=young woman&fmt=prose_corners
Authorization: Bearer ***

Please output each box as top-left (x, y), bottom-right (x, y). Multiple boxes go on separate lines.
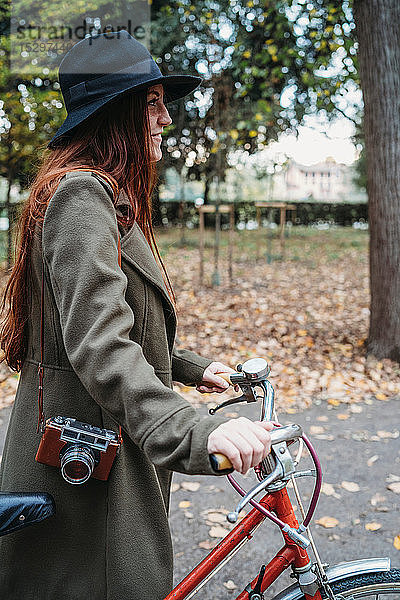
top-left (0, 31), bottom-right (273, 599)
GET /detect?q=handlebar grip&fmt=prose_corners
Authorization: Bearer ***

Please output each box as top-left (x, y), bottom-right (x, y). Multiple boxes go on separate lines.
top-left (209, 425), bottom-right (303, 474)
top-left (209, 452), bottom-right (233, 473)
top-left (215, 372), bottom-right (233, 384)
top-left (270, 423), bottom-right (303, 445)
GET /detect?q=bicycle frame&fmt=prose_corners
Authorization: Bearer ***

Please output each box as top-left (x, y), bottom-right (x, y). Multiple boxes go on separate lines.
top-left (165, 485), bottom-right (322, 600)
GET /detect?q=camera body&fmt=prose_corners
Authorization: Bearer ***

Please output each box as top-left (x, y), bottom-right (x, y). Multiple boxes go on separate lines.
top-left (35, 416), bottom-right (120, 484)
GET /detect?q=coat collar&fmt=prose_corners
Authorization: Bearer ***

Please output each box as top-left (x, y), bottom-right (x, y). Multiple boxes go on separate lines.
top-left (120, 221), bottom-right (176, 319)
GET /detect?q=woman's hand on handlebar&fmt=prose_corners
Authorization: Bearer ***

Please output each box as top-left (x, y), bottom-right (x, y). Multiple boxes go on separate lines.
top-left (196, 362), bottom-right (240, 393)
top-left (207, 418), bottom-right (274, 475)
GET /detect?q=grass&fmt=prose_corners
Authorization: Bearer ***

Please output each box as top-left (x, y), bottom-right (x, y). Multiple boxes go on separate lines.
top-left (155, 226), bottom-right (369, 267)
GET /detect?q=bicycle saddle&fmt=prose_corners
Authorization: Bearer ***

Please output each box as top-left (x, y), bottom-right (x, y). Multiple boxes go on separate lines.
top-left (0, 492), bottom-right (55, 537)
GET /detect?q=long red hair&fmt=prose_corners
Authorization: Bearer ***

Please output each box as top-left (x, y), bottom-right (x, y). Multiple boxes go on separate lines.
top-left (0, 89), bottom-right (175, 372)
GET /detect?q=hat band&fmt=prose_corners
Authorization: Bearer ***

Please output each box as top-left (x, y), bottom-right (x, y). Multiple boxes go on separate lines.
top-left (68, 59), bottom-right (163, 111)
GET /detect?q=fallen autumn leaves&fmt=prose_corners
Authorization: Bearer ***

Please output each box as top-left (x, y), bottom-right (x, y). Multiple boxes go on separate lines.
top-left (156, 228), bottom-right (400, 413)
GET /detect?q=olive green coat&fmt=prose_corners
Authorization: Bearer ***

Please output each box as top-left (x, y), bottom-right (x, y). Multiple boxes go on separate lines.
top-left (0, 171), bottom-right (227, 600)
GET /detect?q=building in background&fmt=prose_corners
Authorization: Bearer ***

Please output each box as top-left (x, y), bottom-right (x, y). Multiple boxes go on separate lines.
top-left (274, 158), bottom-right (366, 204)
top-left (159, 158), bottom-right (367, 205)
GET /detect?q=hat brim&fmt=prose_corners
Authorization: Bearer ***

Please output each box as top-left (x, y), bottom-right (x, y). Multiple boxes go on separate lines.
top-left (48, 74), bottom-right (202, 148)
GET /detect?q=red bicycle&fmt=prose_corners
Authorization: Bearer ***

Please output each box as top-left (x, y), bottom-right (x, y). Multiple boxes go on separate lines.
top-left (165, 358), bottom-right (400, 600)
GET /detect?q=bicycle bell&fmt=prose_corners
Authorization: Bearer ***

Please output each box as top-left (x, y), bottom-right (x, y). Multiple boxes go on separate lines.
top-left (209, 358), bottom-right (271, 415)
top-left (233, 358), bottom-right (270, 383)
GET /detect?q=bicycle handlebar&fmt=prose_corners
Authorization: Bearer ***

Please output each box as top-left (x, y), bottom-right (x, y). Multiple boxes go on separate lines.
top-left (205, 359), bottom-right (322, 545)
top-left (209, 424), bottom-right (303, 473)
top-left (209, 452), bottom-right (233, 473)
top-left (215, 372), bottom-right (234, 383)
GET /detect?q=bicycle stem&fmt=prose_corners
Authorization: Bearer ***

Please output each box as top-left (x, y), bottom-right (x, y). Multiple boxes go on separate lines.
top-left (260, 379), bottom-right (275, 422)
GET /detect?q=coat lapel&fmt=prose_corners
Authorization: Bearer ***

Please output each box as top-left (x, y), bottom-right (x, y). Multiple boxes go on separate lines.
top-left (120, 221), bottom-right (176, 321)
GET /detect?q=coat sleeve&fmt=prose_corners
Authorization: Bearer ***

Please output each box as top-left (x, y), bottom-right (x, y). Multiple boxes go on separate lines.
top-left (171, 341), bottom-right (213, 386)
top-left (42, 175), bottom-right (227, 475)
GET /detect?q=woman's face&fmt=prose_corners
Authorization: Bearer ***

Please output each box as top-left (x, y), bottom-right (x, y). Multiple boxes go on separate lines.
top-left (147, 84), bottom-right (172, 162)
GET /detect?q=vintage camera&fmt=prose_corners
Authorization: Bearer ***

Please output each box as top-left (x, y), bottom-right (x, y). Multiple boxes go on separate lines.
top-left (36, 416), bottom-right (121, 485)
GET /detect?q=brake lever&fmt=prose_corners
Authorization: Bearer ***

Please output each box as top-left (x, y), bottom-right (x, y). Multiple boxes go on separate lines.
top-left (209, 391), bottom-right (255, 415)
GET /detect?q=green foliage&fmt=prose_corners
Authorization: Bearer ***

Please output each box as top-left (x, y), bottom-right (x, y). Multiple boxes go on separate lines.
top-left (0, 0), bottom-right (361, 198)
top-left (0, 2), bottom-right (65, 191)
top-left (151, 0), bottom-right (360, 192)
top-left (0, 80), bottom-right (65, 188)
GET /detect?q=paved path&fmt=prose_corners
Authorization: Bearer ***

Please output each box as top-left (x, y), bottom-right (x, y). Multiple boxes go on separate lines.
top-left (169, 396), bottom-right (399, 596)
top-left (0, 396), bottom-right (398, 598)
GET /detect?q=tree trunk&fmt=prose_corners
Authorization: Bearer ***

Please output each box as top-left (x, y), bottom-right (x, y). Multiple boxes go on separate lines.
top-left (203, 175), bottom-right (210, 205)
top-left (353, 0), bottom-right (400, 361)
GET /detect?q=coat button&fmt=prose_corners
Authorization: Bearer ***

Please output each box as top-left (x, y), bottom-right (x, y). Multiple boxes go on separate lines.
top-left (19, 514), bottom-right (25, 521)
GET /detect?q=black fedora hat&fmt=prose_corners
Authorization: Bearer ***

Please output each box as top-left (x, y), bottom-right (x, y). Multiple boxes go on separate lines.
top-left (48, 30), bottom-right (203, 148)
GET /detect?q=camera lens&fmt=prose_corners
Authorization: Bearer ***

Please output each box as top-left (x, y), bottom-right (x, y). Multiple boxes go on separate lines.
top-left (60, 445), bottom-right (96, 485)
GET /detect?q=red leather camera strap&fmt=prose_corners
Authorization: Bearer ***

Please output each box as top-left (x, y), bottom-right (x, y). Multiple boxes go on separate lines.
top-left (37, 168), bottom-right (123, 445)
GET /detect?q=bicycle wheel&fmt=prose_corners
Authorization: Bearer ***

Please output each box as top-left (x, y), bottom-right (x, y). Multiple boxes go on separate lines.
top-left (323, 569), bottom-right (400, 598)
top-left (273, 569), bottom-right (400, 600)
